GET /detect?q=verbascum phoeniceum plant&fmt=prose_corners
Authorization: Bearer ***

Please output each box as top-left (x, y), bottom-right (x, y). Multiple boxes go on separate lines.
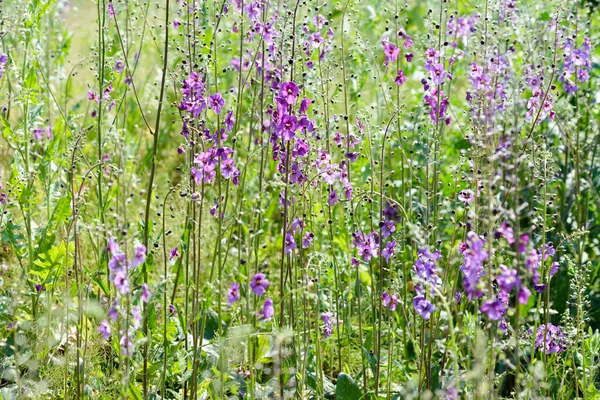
top-left (0, 0), bottom-right (598, 398)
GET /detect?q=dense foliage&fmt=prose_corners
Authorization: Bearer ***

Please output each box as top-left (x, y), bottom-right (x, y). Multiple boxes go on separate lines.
top-left (0, 0), bottom-right (599, 398)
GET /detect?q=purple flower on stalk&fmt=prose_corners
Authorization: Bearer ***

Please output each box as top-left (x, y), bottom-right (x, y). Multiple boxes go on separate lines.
top-left (169, 246), bottom-right (179, 260)
top-left (107, 3), bottom-right (115, 17)
top-left (98, 320), bottom-right (111, 340)
top-left (459, 232), bottom-right (488, 300)
top-left (395, 70), bottom-right (407, 86)
top-left (35, 283), bottom-right (46, 292)
top-left (496, 221), bottom-right (515, 244)
top-left (382, 240), bottom-right (396, 262)
top-left (260, 298), bottom-right (274, 320)
top-left (480, 298), bottom-right (506, 320)
top-left (208, 93), bottom-right (225, 114)
top-left (278, 114), bottom-right (297, 140)
top-left (113, 271), bottom-right (130, 295)
top-left (108, 299), bottom-right (119, 321)
top-left (382, 292), bottom-right (398, 311)
top-left (382, 220), bottom-right (396, 238)
top-left (302, 232), bottom-right (314, 249)
top-left (228, 282), bottom-right (240, 307)
top-left (328, 190), bottom-right (338, 206)
top-left (279, 82), bottom-right (299, 105)
top-left (458, 189), bottom-right (474, 205)
top-left (140, 283), bottom-right (150, 303)
top-left (120, 330), bottom-right (134, 357)
top-left (431, 63), bottom-right (446, 85)
top-left (321, 312), bottom-right (334, 338)
top-left (114, 59), bottom-right (124, 74)
top-left (132, 306), bottom-right (142, 329)
top-left (284, 231), bottom-right (296, 254)
top-left (132, 244), bottom-right (147, 268)
top-left (413, 295), bottom-right (435, 319)
top-left (250, 273), bottom-right (269, 296)
top-left (529, 324), bottom-right (566, 354)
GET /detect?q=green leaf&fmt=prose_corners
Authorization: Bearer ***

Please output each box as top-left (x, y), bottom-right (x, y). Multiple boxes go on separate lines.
top-left (335, 373), bottom-right (362, 400)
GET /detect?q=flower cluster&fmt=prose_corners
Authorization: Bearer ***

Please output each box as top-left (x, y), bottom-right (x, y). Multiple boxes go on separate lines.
top-left (0, 54), bottom-right (7, 79)
top-left (412, 248), bottom-right (441, 320)
top-left (422, 48), bottom-right (451, 125)
top-left (527, 324), bottom-right (567, 354)
top-left (459, 232), bottom-right (488, 300)
top-left (447, 14), bottom-right (478, 47)
top-left (98, 239), bottom-right (150, 356)
top-left (560, 37), bottom-right (592, 94)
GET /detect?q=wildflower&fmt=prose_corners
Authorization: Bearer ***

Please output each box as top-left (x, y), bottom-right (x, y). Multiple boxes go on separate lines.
top-left (480, 298), bottom-right (506, 320)
top-left (459, 232), bottom-right (488, 300)
top-left (284, 231), bottom-right (296, 253)
top-left (321, 312), bottom-right (334, 338)
top-left (382, 220), bottom-right (396, 238)
top-left (108, 299), bottom-right (119, 321)
top-left (413, 295), bottom-right (435, 319)
top-left (529, 324), bottom-right (567, 354)
top-left (250, 273), bottom-right (269, 296)
top-left (260, 298), bottom-right (274, 320)
top-left (208, 93), bottom-right (225, 114)
top-left (381, 292), bottom-right (398, 311)
top-left (278, 114), bottom-right (298, 140)
top-left (140, 283), bottom-right (150, 303)
top-left (114, 59), bottom-right (124, 74)
top-left (328, 190), bottom-right (338, 206)
top-left (228, 282), bottom-right (240, 307)
top-left (98, 320), bottom-right (111, 340)
top-left (394, 70), bottom-right (407, 86)
top-left (458, 189), bottom-right (474, 205)
top-left (120, 330), bottom-right (134, 356)
top-left (382, 37), bottom-right (400, 71)
top-left (107, 2), bottom-right (115, 17)
top-left (0, 53), bottom-right (7, 79)
top-left (496, 221), bottom-right (515, 244)
top-left (302, 232), bottom-right (313, 248)
top-left (279, 81), bottom-right (299, 105)
top-left (381, 240), bottom-right (396, 262)
top-left (169, 246), bottom-right (179, 260)
top-left (35, 284), bottom-right (46, 292)
top-left (132, 245), bottom-right (146, 268)
top-left (132, 306), bottom-right (142, 329)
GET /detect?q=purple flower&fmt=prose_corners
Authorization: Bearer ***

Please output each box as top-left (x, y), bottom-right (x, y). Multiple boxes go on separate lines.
top-left (431, 63), bottom-right (446, 85)
top-left (496, 265), bottom-right (520, 293)
top-left (140, 283), bottom-right (150, 303)
top-left (480, 298), bottom-right (506, 320)
top-left (279, 82), bottom-right (299, 105)
top-left (113, 270), bottom-right (130, 295)
top-left (394, 70), bottom-right (407, 86)
top-left (169, 246), bottom-right (179, 260)
top-left (120, 330), bottom-right (134, 356)
top-left (132, 244), bottom-right (147, 268)
top-left (413, 295), bottom-right (435, 319)
top-left (35, 283), bottom-right (46, 292)
top-left (108, 299), bottom-right (119, 321)
top-left (529, 324), bottom-right (566, 354)
top-left (321, 312), bottom-right (334, 338)
top-left (382, 292), bottom-right (398, 311)
top-left (132, 306), bottom-right (142, 329)
top-left (284, 231), bottom-right (296, 254)
top-left (459, 232), bottom-right (488, 300)
top-left (250, 273), bottom-right (269, 296)
top-left (458, 189), bottom-right (474, 205)
top-left (302, 232), bottom-right (314, 248)
top-left (260, 298), bottom-right (274, 320)
top-left (328, 190), bottom-right (338, 206)
top-left (98, 320), bottom-right (111, 340)
top-left (208, 93), bottom-right (225, 114)
top-left (382, 220), bottom-right (396, 238)
top-left (114, 59), bottom-right (124, 74)
top-left (107, 3), bottom-right (115, 17)
top-left (381, 240), bottom-right (396, 262)
top-left (228, 282), bottom-right (240, 307)
top-left (278, 114), bottom-right (297, 140)
top-left (496, 221), bottom-right (515, 244)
